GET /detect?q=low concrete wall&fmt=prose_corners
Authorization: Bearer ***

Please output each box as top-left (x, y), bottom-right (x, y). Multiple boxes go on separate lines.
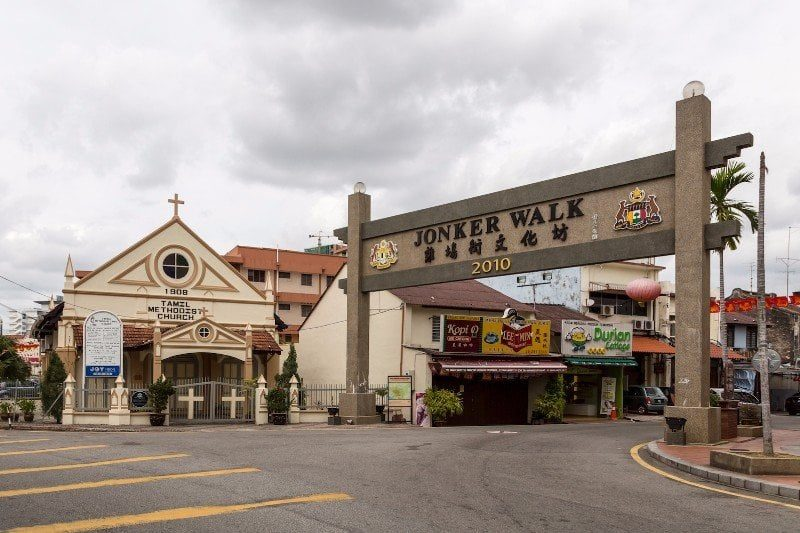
top-left (710, 450), bottom-right (800, 476)
top-left (299, 410), bottom-right (328, 423)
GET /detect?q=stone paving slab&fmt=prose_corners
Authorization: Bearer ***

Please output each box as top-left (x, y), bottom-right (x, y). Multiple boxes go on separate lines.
top-left (646, 430), bottom-right (800, 500)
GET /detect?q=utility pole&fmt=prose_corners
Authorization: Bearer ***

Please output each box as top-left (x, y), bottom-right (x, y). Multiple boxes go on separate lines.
top-left (516, 272), bottom-right (553, 311)
top-left (757, 151), bottom-right (774, 456)
top-left (776, 226), bottom-right (800, 297)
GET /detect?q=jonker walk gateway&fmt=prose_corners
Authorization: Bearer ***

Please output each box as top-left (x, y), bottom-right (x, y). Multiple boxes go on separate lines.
top-left (336, 82), bottom-right (752, 443)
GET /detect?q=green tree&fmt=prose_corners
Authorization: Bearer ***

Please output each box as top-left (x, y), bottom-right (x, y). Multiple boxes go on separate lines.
top-left (275, 343), bottom-right (300, 388)
top-left (41, 352), bottom-right (67, 423)
top-left (0, 335), bottom-right (31, 382)
top-left (711, 161), bottom-right (758, 400)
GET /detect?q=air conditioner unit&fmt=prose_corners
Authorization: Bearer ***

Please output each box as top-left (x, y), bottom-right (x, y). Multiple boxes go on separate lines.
top-left (600, 305), bottom-right (615, 316)
top-left (643, 319), bottom-right (654, 331)
top-left (633, 319), bottom-right (644, 330)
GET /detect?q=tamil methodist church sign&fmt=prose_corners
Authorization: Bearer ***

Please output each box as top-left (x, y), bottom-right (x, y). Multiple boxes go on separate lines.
top-left (334, 84), bottom-right (753, 443)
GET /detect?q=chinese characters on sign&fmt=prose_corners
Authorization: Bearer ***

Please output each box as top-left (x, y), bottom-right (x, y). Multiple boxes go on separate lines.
top-left (84, 310), bottom-right (123, 378)
top-left (441, 315), bottom-right (551, 356)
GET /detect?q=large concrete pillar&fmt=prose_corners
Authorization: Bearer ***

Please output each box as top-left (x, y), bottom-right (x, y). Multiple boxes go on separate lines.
top-left (665, 91), bottom-right (721, 443)
top-left (339, 187), bottom-right (380, 424)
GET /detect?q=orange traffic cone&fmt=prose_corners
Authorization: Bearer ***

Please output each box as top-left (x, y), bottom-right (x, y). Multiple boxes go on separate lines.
top-left (610, 406), bottom-right (618, 421)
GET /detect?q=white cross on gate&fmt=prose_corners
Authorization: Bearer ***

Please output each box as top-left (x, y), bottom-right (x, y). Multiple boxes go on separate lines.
top-left (222, 388), bottom-right (246, 419)
top-left (177, 388), bottom-right (204, 420)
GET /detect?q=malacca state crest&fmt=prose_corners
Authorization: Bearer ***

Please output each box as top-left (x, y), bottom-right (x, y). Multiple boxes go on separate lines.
top-left (614, 187), bottom-right (662, 231)
top-left (369, 239), bottom-right (398, 270)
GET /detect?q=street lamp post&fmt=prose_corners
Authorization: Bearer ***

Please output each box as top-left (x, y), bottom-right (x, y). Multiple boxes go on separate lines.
top-left (777, 226), bottom-right (800, 298)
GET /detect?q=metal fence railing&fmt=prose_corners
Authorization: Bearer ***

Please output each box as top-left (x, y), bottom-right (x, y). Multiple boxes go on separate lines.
top-left (75, 388), bottom-right (111, 412)
top-left (169, 378), bottom-right (254, 423)
top-left (0, 381), bottom-right (41, 400)
top-left (298, 384), bottom-right (387, 409)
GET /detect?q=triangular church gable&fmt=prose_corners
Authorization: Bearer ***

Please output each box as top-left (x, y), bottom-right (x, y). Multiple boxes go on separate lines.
top-left (73, 218), bottom-right (265, 302)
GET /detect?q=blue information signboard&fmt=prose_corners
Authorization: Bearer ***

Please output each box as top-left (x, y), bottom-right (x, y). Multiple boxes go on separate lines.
top-left (83, 311), bottom-right (123, 379)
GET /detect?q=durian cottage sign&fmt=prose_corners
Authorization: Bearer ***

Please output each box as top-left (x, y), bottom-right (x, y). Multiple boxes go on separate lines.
top-left (335, 87), bottom-right (753, 442)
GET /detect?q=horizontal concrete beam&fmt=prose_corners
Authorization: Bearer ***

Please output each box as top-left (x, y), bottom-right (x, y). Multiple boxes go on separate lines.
top-left (339, 221), bottom-right (735, 293)
top-left (334, 134), bottom-right (752, 243)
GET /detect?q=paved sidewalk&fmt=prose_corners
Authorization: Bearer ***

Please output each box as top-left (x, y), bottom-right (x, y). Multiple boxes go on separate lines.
top-left (647, 429), bottom-right (800, 499)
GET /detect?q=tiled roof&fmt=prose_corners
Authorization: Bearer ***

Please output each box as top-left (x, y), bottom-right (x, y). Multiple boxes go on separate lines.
top-left (277, 292), bottom-right (321, 304)
top-left (632, 335), bottom-right (676, 354)
top-left (75, 270), bottom-right (92, 279)
top-left (709, 343), bottom-right (749, 360)
top-left (724, 312), bottom-right (757, 325)
top-left (224, 246), bottom-right (347, 275)
top-left (531, 304), bottom-right (595, 333)
top-left (389, 280), bottom-right (534, 313)
top-left (72, 324), bottom-right (280, 353)
top-left (73, 324), bottom-right (154, 348)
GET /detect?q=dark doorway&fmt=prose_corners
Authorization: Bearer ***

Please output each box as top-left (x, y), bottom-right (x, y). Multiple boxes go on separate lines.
top-left (433, 376), bottom-right (528, 425)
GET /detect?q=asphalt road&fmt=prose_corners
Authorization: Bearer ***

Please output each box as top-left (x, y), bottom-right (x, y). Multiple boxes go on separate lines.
top-left (0, 416), bottom-right (799, 532)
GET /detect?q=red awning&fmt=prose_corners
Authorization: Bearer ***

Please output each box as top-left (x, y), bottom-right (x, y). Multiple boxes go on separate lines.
top-left (632, 335), bottom-right (676, 354)
top-left (431, 357), bottom-right (567, 375)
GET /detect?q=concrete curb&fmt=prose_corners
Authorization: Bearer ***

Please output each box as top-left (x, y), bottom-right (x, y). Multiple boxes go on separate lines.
top-left (646, 441), bottom-right (800, 500)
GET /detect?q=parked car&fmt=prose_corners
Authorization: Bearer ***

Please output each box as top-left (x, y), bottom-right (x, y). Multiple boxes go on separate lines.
top-left (711, 388), bottom-right (762, 424)
top-left (624, 386), bottom-right (668, 415)
top-left (786, 392), bottom-right (800, 415)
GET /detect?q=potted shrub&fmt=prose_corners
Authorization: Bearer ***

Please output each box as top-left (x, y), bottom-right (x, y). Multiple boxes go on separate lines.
top-left (0, 401), bottom-right (13, 423)
top-left (374, 387), bottom-right (388, 417)
top-left (533, 375), bottom-right (566, 424)
top-left (147, 377), bottom-right (175, 426)
top-left (530, 407), bottom-right (545, 425)
top-left (424, 387), bottom-right (463, 427)
top-left (267, 388), bottom-right (289, 425)
top-left (17, 399), bottom-right (35, 422)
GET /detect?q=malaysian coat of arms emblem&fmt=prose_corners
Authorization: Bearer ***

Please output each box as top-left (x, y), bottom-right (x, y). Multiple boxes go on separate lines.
top-left (614, 187), bottom-right (662, 231)
top-left (369, 239), bottom-right (398, 270)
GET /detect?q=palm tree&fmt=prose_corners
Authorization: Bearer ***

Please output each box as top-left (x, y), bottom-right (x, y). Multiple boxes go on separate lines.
top-left (710, 161), bottom-right (758, 400)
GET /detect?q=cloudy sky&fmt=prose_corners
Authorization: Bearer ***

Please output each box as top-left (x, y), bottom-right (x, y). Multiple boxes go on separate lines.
top-left (1, 1), bottom-right (798, 326)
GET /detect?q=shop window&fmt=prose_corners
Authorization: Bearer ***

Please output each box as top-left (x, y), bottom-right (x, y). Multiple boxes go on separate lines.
top-left (301, 273), bottom-right (313, 286)
top-left (247, 269), bottom-right (266, 283)
top-left (431, 315), bottom-right (441, 343)
top-left (301, 304), bottom-right (313, 317)
top-left (588, 290), bottom-right (647, 317)
top-left (278, 271), bottom-right (291, 279)
top-left (278, 303), bottom-right (291, 311)
top-left (746, 327), bottom-right (757, 350)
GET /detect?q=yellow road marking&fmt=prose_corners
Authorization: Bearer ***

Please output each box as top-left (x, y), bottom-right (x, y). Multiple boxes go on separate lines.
top-left (0, 439), bottom-right (49, 445)
top-left (0, 467), bottom-right (260, 499)
top-left (7, 492), bottom-right (353, 532)
top-left (0, 445), bottom-right (107, 457)
top-left (0, 453), bottom-right (189, 476)
top-left (630, 443), bottom-right (800, 511)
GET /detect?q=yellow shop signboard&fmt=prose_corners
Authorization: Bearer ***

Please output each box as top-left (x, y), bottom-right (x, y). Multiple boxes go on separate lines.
top-left (480, 317), bottom-right (550, 356)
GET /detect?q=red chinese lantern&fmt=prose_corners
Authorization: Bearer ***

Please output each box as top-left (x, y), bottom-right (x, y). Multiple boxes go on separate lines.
top-left (625, 278), bottom-right (662, 303)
